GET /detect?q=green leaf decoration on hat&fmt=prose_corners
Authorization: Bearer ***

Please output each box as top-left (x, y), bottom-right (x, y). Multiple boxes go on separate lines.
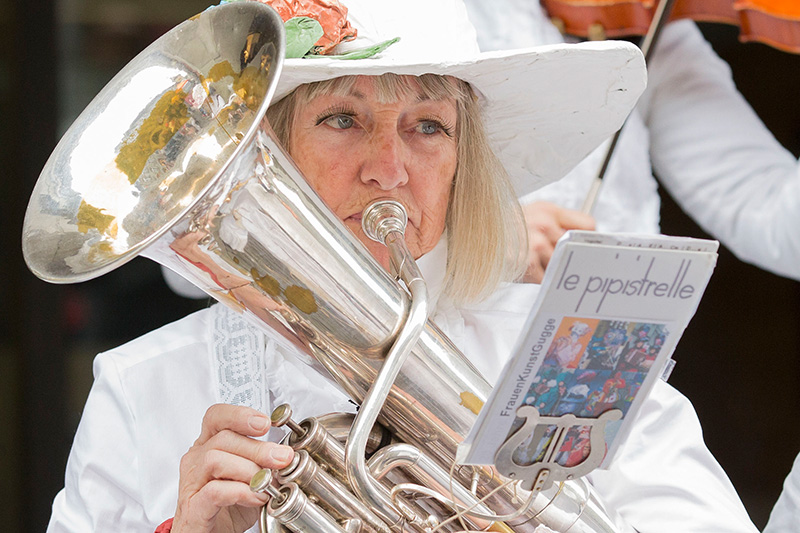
top-left (284, 16), bottom-right (399, 60)
top-left (306, 37), bottom-right (400, 60)
top-left (285, 17), bottom-right (325, 59)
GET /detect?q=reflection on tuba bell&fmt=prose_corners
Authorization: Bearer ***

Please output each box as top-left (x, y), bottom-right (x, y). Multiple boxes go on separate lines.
top-left (22, 3), bottom-right (630, 532)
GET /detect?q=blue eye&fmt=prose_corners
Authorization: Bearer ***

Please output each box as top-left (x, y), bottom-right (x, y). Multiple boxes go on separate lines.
top-left (419, 121), bottom-right (439, 135)
top-left (416, 119), bottom-right (454, 137)
top-left (324, 114), bottom-right (354, 129)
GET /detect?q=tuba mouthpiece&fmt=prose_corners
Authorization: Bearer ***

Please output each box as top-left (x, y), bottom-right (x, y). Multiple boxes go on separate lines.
top-left (362, 199), bottom-right (408, 244)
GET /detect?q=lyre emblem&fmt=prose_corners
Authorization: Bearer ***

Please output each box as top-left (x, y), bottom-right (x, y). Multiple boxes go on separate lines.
top-left (494, 406), bottom-right (622, 491)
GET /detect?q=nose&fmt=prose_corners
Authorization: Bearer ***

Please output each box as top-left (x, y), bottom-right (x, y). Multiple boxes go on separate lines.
top-left (360, 128), bottom-right (409, 191)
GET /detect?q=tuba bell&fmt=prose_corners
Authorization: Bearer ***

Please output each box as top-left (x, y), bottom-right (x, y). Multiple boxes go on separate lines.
top-left (22, 3), bottom-right (631, 532)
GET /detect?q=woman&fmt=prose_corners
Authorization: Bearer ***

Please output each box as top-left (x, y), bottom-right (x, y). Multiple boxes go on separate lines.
top-left (44, 0), bottom-right (758, 532)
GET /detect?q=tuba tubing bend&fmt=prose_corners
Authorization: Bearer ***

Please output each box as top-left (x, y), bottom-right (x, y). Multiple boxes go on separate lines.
top-left (21, 4), bottom-right (633, 532)
top-left (345, 201), bottom-right (430, 529)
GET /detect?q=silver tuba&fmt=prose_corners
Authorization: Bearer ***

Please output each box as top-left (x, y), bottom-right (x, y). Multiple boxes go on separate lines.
top-left (22, 3), bottom-right (631, 532)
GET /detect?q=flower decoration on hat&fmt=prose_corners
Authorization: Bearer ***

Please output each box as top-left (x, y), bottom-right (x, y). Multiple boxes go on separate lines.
top-left (221, 0), bottom-right (399, 59)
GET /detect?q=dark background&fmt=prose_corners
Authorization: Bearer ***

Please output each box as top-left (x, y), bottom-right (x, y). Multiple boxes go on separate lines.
top-left (1, 2), bottom-right (799, 531)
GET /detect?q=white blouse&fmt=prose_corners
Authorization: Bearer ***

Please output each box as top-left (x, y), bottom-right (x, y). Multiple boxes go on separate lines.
top-left (48, 241), bottom-right (758, 532)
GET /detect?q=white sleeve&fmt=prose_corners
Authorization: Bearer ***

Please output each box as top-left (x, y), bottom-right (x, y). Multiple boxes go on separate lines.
top-left (47, 352), bottom-right (152, 532)
top-left (462, 0), bottom-right (564, 51)
top-left (588, 381), bottom-right (759, 532)
top-left (641, 20), bottom-right (800, 280)
top-left (764, 451), bottom-right (800, 532)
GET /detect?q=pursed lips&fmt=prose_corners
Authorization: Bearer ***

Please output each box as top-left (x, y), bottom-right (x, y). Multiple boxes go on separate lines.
top-left (344, 202), bottom-right (416, 230)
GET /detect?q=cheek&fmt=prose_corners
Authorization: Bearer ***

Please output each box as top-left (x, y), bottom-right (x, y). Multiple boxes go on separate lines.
top-left (312, 163), bottom-right (361, 216)
top-left (426, 153), bottom-right (457, 214)
top-left (410, 153), bottom-right (456, 246)
top-left (290, 135), bottom-right (355, 213)
top-left (424, 187), bottom-right (452, 232)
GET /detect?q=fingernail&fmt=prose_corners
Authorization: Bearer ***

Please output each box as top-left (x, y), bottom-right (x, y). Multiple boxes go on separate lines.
top-left (270, 446), bottom-right (293, 463)
top-left (249, 415), bottom-right (269, 432)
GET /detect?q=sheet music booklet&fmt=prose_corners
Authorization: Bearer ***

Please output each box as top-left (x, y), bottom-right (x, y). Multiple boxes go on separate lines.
top-left (457, 231), bottom-right (719, 469)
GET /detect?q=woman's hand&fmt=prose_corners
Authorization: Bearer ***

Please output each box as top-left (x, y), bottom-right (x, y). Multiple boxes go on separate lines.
top-left (521, 201), bottom-right (595, 283)
top-left (172, 404), bottom-right (295, 533)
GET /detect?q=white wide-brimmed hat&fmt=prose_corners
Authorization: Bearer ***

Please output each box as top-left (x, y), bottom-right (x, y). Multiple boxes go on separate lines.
top-left (269, 0), bottom-right (646, 197)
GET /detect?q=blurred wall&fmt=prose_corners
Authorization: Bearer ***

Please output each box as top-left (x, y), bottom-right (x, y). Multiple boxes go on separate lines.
top-left (1, 2), bottom-right (211, 532)
top-left (1, 3), bottom-right (799, 532)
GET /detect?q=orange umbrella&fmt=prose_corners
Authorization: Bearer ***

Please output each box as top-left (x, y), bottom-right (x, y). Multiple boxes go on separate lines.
top-left (542, 0), bottom-right (800, 53)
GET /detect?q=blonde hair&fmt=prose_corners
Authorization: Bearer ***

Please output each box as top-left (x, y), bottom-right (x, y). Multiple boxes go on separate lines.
top-left (266, 74), bottom-right (525, 304)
